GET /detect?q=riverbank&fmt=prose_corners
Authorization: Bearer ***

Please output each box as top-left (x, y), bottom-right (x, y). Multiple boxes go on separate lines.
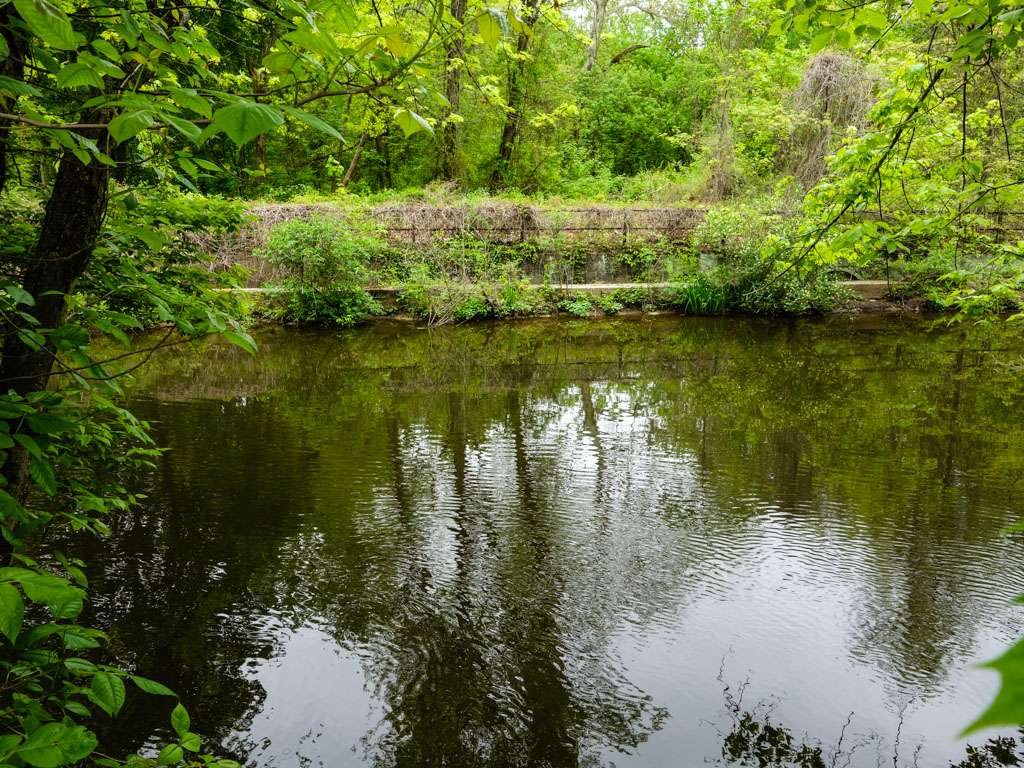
top-left (231, 278), bottom-right (924, 328)
top-left (198, 198), bottom-right (1006, 327)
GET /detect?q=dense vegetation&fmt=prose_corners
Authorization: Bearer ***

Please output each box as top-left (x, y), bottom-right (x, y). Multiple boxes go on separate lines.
top-left (0, 0), bottom-right (1023, 760)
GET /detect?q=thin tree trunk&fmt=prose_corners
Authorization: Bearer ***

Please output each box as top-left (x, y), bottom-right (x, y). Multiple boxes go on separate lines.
top-left (438, 0), bottom-right (467, 181)
top-left (0, 6), bottom-right (26, 195)
top-left (341, 133), bottom-right (367, 188)
top-left (584, 0), bottom-right (609, 71)
top-left (489, 0), bottom-right (541, 188)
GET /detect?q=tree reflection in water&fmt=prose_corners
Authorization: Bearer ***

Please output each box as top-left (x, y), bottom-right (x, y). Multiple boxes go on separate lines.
top-left (57, 316), bottom-right (1024, 768)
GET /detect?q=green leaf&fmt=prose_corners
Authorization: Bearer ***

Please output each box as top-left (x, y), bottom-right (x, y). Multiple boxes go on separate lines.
top-left (17, 329), bottom-right (45, 351)
top-left (212, 101), bottom-right (284, 146)
top-left (393, 108), bottom-right (432, 138)
top-left (90, 672), bottom-right (126, 717)
top-left (281, 105), bottom-right (343, 141)
top-left (19, 572), bottom-right (85, 621)
top-left (156, 744), bottom-right (183, 765)
top-left (0, 75), bottom-right (40, 97)
top-left (64, 657), bottom-right (97, 675)
top-left (63, 701), bottom-right (91, 717)
top-left (0, 734), bottom-right (22, 760)
top-left (108, 110), bottom-right (155, 143)
top-left (123, 225), bottom-right (166, 251)
top-left (13, 0), bottom-right (84, 50)
top-left (478, 8), bottom-right (507, 47)
top-left (170, 702), bottom-right (190, 736)
top-left (170, 88), bottom-right (212, 118)
top-left (222, 329), bottom-right (257, 355)
top-left (25, 413), bottom-right (74, 434)
top-left (59, 625), bottom-right (101, 649)
top-left (78, 52), bottom-right (124, 79)
top-left (0, 36), bottom-right (8, 60)
top-left (963, 635), bottom-right (1024, 734)
top-left (131, 675), bottom-right (177, 697)
top-left (809, 28), bottom-right (833, 52)
top-left (57, 726), bottom-right (96, 762)
top-left (55, 62), bottom-right (103, 89)
top-left (90, 38), bottom-right (120, 61)
top-left (180, 732), bottom-right (200, 752)
top-left (13, 433), bottom-right (42, 459)
top-left (165, 115), bottom-right (202, 142)
top-left (16, 723), bottom-right (66, 768)
top-left (3, 283), bottom-right (34, 306)
top-left (0, 583), bottom-right (23, 643)
top-left (28, 456), bottom-right (56, 496)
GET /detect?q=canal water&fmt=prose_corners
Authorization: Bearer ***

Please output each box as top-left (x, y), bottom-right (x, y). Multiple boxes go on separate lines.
top-left (69, 316), bottom-right (1024, 767)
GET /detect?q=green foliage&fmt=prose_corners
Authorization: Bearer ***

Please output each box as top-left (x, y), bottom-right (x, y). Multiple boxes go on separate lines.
top-left (556, 295), bottom-right (595, 317)
top-left (577, 43), bottom-right (713, 175)
top-left (595, 294), bottom-right (625, 315)
top-left (259, 216), bottom-right (383, 326)
top-left (965, 634), bottom-right (1024, 735)
top-left (673, 273), bottom-right (729, 314)
top-left (0, 255), bottom-right (255, 766)
top-left (75, 189), bottom-right (250, 328)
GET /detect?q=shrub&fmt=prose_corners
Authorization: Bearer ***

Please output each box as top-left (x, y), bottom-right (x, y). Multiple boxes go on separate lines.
top-left (557, 295), bottom-right (595, 317)
top-left (596, 294), bottom-right (625, 314)
top-left (259, 215), bottom-right (383, 326)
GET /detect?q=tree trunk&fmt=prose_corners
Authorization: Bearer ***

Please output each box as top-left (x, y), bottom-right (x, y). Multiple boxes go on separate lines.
top-left (1, 143), bottom-right (110, 397)
top-left (0, 6), bottom-right (27, 195)
top-left (489, 0), bottom-right (541, 189)
top-left (438, 0), bottom-right (467, 181)
top-left (341, 132), bottom-right (367, 188)
top-left (584, 0), bottom-right (609, 71)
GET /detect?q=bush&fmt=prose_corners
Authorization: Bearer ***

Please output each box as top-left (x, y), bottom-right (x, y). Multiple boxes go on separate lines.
top-left (557, 295), bottom-right (595, 317)
top-left (258, 215), bottom-right (383, 326)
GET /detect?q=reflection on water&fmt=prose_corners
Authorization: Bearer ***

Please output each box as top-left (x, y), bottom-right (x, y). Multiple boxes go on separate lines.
top-left (63, 316), bottom-right (1024, 767)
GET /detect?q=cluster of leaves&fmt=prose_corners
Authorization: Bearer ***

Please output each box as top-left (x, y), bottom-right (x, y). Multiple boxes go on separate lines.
top-left (0, 324), bottom-right (250, 766)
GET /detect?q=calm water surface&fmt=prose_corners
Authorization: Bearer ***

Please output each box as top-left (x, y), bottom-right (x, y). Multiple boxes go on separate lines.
top-left (68, 316), bottom-right (1024, 767)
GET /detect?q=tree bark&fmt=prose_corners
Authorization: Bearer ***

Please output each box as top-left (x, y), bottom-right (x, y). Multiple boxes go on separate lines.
top-left (438, 0), bottom-right (467, 181)
top-left (584, 0), bottom-right (609, 71)
top-left (0, 6), bottom-right (27, 195)
top-left (341, 132), bottom-right (367, 188)
top-left (1, 141), bottom-right (110, 397)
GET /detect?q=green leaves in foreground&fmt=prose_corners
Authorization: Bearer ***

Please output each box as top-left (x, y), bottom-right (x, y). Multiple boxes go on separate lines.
top-left (964, 627), bottom-right (1024, 735)
top-left (212, 101), bottom-right (285, 147)
top-left (12, 0), bottom-right (84, 51)
top-left (90, 671), bottom-right (126, 716)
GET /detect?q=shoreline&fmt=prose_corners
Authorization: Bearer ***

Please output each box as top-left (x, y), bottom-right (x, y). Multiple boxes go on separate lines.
top-left (230, 279), bottom-right (928, 324)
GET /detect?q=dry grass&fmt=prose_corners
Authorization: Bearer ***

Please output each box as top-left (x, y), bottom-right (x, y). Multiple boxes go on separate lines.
top-left (785, 52), bottom-right (876, 189)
